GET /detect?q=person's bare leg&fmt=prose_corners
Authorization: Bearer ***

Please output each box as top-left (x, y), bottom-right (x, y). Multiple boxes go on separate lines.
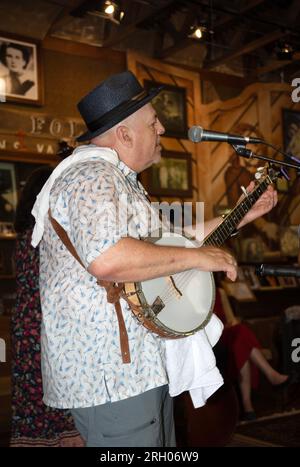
top-left (239, 360), bottom-right (254, 413)
top-left (250, 348), bottom-right (289, 385)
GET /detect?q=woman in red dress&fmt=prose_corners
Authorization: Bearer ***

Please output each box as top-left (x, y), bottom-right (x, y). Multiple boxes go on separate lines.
top-left (214, 287), bottom-right (289, 420)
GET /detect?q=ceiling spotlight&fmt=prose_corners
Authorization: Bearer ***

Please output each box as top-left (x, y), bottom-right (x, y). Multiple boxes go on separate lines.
top-left (87, 1), bottom-right (124, 25)
top-left (275, 42), bottom-right (294, 60)
top-left (189, 23), bottom-right (212, 40)
top-left (104, 2), bottom-right (115, 15)
top-left (194, 27), bottom-right (203, 39)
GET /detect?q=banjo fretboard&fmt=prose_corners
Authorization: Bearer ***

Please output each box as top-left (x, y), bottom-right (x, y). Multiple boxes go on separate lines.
top-left (204, 174), bottom-right (274, 247)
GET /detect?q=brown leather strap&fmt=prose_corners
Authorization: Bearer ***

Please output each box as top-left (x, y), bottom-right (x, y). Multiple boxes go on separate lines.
top-left (112, 300), bottom-right (131, 363)
top-left (49, 213), bottom-right (85, 268)
top-left (48, 210), bottom-right (131, 364)
top-left (98, 280), bottom-right (131, 363)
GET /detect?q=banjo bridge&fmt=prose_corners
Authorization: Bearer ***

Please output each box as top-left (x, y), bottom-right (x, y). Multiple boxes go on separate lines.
top-left (166, 275), bottom-right (183, 299)
top-left (151, 296), bottom-right (165, 316)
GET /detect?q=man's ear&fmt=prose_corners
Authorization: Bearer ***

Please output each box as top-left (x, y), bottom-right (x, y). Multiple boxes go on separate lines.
top-left (116, 125), bottom-right (133, 147)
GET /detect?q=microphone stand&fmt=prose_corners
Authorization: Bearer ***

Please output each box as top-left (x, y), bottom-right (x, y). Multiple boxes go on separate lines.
top-left (231, 143), bottom-right (300, 173)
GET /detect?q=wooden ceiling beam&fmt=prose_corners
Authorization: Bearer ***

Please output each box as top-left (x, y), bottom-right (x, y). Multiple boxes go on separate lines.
top-left (204, 29), bottom-right (287, 70)
top-left (213, 0), bottom-right (266, 29)
top-left (156, 8), bottom-right (197, 59)
top-left (163, 60), bottom-right (254, 87)
top-left (255, 52), bottom-right (300, 76)
top-left (157, 37), bottom-right (193, 59)
top-left (42, 35), bottom-right (126, 65)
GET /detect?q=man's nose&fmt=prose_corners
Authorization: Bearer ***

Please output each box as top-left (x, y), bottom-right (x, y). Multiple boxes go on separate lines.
top-left (157, 119), bottom-right (165, 135)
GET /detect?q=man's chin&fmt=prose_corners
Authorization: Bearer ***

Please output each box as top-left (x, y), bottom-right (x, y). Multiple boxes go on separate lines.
top-left (154, 148), bottom-right (162, 162)
top-left (153, 156), bottom-right (161, 166)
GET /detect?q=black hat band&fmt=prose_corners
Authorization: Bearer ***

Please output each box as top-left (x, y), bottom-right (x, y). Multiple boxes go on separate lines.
top-left (87, 90), bottom-right (148, 133)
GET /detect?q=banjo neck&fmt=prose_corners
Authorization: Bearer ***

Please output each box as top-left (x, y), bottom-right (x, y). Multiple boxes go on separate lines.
top-left (203, 173), bottom-right (274, 248)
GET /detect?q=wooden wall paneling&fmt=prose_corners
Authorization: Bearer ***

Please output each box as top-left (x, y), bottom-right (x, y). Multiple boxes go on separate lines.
top-left (42, 36), bottom-right (126, 65)
top-left (200, 82), bottom-right (300, 219)
top-left (271, 91), bottom-right (295, 146)
top-left (194, 77), bottom-right (213, 219)
top-left (206, 95), bottom-right (262, 216)
top-left (250, 91), bottom-right (272, 165)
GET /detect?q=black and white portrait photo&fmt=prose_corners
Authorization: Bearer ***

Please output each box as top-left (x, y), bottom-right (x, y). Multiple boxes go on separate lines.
top-left (0, 35), bottom-right (42, 104)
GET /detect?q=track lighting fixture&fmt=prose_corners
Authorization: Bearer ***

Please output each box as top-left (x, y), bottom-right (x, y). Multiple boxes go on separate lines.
top-left (71, 1), bottom-right (124, 25)
top-left (275, 41), bottom-right (294, 60)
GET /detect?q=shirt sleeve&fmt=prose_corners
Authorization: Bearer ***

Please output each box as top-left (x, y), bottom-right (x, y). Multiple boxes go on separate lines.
top-left (49, 163), bottom-right (130, 268)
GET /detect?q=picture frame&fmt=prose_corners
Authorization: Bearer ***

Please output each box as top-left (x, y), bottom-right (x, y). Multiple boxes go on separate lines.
top-left (240, 237), bottom-right (264, 263)
top-left (0, 33), bottom-right (43, 105)
top-left (144, 151), bottom-right (193, 197)
top-left (0, 162), bottom-right (17, 226)
top-left (144, 80), bottom-right (188, 138)
top-left (282, 108), bottom-right (300, 159)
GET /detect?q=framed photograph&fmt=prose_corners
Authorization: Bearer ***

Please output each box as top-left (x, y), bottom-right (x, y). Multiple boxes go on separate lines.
top-left (222, 281), bottom-right (256, 302)
top-left (144, 80), bottom-right (188, 138)
top-left (282, 108), bottom-right (300, 158)
top-left (0, 162), bottom-right (17, 225)
top-left (145, 151), bottom-right (193, 197)
top-left (240, 237), bottom-right (264, 263)
top-left (0, 33), bottom-right (43, 105)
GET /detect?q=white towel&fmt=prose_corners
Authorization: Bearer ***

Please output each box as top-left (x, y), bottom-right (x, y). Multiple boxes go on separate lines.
top-left (166, 313), bottom-right (224, 408)
top-left (31, 145), bottom-right (119, 247)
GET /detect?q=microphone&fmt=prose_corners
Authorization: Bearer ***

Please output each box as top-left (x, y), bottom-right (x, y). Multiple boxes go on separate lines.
top-left (188, 126), bottom-right (263, 145)
top-left (256, 264), bottom-right (300, 278)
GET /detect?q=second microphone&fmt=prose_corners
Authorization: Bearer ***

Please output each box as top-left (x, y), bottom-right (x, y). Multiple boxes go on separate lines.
top-left (188, 126), bottom-right (263, 145)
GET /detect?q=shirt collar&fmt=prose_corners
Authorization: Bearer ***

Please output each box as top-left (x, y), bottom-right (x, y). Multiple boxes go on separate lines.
top-left (117, 159), bottom-right (138, 184)
top-left (89, 144), bottom-right (138, 185)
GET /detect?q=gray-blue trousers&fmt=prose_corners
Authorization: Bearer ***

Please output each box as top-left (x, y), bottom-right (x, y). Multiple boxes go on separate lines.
top-left (71, 385), bottom-right (176, 447)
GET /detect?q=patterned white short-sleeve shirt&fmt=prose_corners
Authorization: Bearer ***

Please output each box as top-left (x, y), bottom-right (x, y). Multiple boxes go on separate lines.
top-left (39, 148), bottom-right (168, 408)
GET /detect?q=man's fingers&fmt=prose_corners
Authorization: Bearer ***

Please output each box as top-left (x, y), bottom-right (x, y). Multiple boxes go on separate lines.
top-left (224, 256), bottom-right (237, 281)
top-left (226, 267), bottom-right (237, 281)
top-left (198, 245), bottom-right (238, 278)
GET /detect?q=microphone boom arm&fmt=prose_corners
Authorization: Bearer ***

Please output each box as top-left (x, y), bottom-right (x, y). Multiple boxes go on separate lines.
top-left (231, 144), bottom-right (300, 172)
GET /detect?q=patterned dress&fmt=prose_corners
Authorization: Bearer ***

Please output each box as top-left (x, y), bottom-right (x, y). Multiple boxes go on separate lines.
top-left (10, 228), bottom-right (83, 447)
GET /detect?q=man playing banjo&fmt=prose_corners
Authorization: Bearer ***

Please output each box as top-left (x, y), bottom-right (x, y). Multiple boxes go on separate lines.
top-left (31, 71), bottom-right (277, 447)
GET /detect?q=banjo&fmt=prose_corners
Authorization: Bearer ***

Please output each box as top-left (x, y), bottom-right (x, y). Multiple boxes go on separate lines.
top-left (123, 166), bottom-right (280, 338)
